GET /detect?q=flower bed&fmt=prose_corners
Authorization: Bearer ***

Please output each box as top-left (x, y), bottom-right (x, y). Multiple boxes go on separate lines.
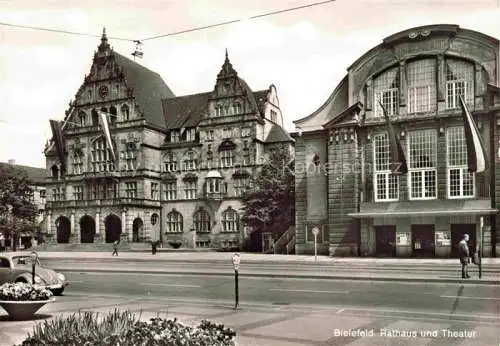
top-left (0, 282), bottom-right (53, 301)
top-left (19, 310), bottom-right (236, 345)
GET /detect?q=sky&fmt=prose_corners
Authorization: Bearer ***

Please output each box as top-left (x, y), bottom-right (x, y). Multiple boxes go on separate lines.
top-left (0, 0), bottom-right (499, 168)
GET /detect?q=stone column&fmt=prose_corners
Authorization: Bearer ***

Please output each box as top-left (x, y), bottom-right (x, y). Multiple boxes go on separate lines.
top-left (437, 55), bottom-right (445, 102)
top-left (365, 78), bottom-right (373, 111)
top-left (70, 213), bottom-right (75, 234)
top-left (121, 208), bottom-right (127, 242)
top-left (46, 213), bottom-right (52, 235)
top-left (95, 211), bottom-right (101, 243)
top-left (399, 61), bottom-right (407, 107)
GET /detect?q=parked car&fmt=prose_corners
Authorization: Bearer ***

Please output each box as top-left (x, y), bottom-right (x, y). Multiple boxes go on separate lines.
top-left (0, 252), bottom-right (68, 296)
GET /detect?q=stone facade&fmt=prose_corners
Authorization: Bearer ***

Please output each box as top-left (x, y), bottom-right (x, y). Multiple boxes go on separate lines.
top-left (294, 24), bottom-right (500, 257)
top-left (43, 32), bottom-right (293, 249)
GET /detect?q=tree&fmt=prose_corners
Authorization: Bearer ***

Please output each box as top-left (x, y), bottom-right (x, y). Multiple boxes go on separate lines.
top-left (240, 145), bottom-right (295, 246)
top-left (0, 164), bottom-right (38, 251)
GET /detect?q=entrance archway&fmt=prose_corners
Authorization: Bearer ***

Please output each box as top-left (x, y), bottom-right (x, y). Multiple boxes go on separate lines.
top-left (80, 215), bottom-right (96, 243)
top-left (56, 216), bottom-right (71, 243)
top-left (132, 218), bottom-right (143, 242)
top-left (105, 214), bottom-right (122, 243)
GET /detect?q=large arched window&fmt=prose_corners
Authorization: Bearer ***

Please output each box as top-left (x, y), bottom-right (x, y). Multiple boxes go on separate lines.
top-left (374, 67), bottom-right (399, 117)
top-left (193, 208), bottom-right (211, 233)
top-left (166, 210), bottom-right (183, 233)
top-left (406, 59), bottom-right (437, 114)
top-left (221, 207), bottom-right (239, 232)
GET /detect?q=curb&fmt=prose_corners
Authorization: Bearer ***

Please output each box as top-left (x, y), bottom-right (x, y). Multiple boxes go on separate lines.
top-left (54, 268), bottom-right (500, 285)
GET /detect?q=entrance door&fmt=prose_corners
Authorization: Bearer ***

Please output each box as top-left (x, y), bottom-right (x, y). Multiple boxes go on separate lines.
top-left (412, 224), bottom-right (435, 257)
top-left (451, 224), bottom-right (476, 258)
top-left (375, 226), bottom-right (396, 257)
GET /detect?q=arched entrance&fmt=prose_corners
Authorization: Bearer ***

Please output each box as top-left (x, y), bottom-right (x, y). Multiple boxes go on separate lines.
top-left (56, 216), bottom-right (71, 243)
top-left (80, 215), bottom-right (96, 243)
top-left (105, 214), bottom-right (122, 243)
top-left (132, 218), bottom-right (143, 242)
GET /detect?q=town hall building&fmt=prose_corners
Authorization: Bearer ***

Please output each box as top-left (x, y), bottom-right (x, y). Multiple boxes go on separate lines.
top-left (43, 30), bottom-right (292, 248)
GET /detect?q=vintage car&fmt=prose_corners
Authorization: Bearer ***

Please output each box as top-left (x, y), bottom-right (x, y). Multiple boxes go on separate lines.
top-left (0, 252), bottom-right (67, 296)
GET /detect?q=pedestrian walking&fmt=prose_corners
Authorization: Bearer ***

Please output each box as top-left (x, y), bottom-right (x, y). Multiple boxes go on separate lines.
top-left (112, 240), bottom-right (119, 256)
top-left (458, 234), bottom-right (470, 279)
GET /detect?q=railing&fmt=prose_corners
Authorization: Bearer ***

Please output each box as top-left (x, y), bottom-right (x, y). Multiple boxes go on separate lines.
top-left (273, 226), bottom-right (295, 254)
top-left (286, 234), bottom-right (296, 255)
top-left (47, 198), bottom-right (161, 209)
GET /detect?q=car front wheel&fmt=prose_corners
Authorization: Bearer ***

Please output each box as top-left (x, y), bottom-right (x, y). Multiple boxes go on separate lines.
top-left (51, 288), bottom-right (64, 296)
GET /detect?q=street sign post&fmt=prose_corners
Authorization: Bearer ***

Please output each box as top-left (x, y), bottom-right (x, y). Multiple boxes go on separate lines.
top-left (232, 253), bottom-right (240, 309)
top-left (312, 227), bottom-right (319, 263)
top-left (30, 251), bottom-right (38, 284)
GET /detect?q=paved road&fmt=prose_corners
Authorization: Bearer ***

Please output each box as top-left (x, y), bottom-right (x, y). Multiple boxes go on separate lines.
top-left (63, 271), bottom-right (500, 320)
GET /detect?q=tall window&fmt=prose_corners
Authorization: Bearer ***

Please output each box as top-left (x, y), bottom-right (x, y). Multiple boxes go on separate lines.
top-left (166, 210), bottom-right (183, 233)
top-left (52, 187), bottom-right (65, 201)
top-left (270, 110), bottom-right (277, 123)
top-left (151, 182), bottom-right (159, 200)
top-left (221, 207), bottom-right (238, 232)
top-left (124, 147), bottom-right (137, 171)
top-left (183, 151), bottom-right (197, 171)
top-left (194, 209), bottom-right (211, 233)
top-left (234, 177), bottom-right (250, 196)
top-left (91, 109), bottom-right (99, 126)
top-left (164, 182), bottom-right (177, 200)
top-left (125, 182), bottom-right (137, 199)
top-left (447, 126), bottom-right (474, 198)
top-left (184, 181), bottom-right (197, 199)
top-left (185, 128), bottom-right (196, 142)
top-left (164, 153), bottom-right (177, 172)
top-left (207, 130), bottom-right (214, 141)
top-left (220, 149), bottom-right (234, 168)
top-left (215, 105), bottom-right (224, 117)
top-left (121, 104), bottom-right (130, 121)
top-left (374, 67), bottom-right (399, 117)
top-left (446, 59), bottom-right (474, 109)
top-left (233, 103), bottom-right (242, 114)
top-left (91, 138), bottom-right (114, 172)
top-left (407, 59), bottom-right (437, 113)
top-left (72, 153), bottom-right (84, 174)
top-left (373, 134), bottom-right (399, 201)
top-left (73, 185), bottom-right (83, 200)
top-left (170, 130), bottom-right (180, 143)
top-left (408, 129), bottom-right (437, 200)
top-left (78, 112), bottom-right (86, 126)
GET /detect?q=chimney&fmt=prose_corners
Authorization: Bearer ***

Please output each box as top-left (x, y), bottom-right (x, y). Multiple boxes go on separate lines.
top-left (8, 159), bottom-right (15, 165)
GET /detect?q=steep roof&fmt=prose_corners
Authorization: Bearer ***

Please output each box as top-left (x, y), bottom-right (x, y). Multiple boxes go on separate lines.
top-left (0, 162), bottom-right (46, 185)
top-left (253, 90), bottom-right (268, 115)
top-left (163, 92), bottom-right (211, 130)
top-left (113, 52), bottom-right (175, 129)
top-left (265, 124), bottom-right (294, 143)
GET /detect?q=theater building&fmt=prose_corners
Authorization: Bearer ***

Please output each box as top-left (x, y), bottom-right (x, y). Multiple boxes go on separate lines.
top-left (43, 30), bottom-right (292, 248)
top-left (293, 24), bottom-right (500, 257)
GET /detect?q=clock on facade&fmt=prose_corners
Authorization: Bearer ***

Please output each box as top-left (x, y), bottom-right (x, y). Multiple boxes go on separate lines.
top-left (99, 85), bottom-right (109, 98)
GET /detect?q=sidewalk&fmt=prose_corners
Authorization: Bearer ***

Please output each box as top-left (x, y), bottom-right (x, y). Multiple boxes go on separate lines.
top-left (35, 251), bottom-right (500, 265)
top-left (1, 295), bottom-right (498, 346)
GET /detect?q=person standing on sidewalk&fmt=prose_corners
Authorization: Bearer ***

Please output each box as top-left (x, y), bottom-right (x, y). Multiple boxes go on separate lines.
top-left (112, 240), bottom-right (119, 256)
top-left (458, 234), bottom-right (470, 279)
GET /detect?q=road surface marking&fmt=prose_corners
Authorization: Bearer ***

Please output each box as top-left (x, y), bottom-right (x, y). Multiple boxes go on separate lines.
top-left (269, 288), bottom-right (349, 294)
top-left (66, 280), bottom-right (83, 283)
top-left (440, 295), bottom-right (500, 301)
top-left (336, 308), bottom-right (346, 313)
top-left (342, 307), bottom-right (500, 320)
top-left (139, 283), bottom-right (201, 288)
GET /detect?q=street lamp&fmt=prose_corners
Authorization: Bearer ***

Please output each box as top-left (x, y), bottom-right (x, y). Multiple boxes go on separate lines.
top-left (30, 251), bottom-right (38, 284)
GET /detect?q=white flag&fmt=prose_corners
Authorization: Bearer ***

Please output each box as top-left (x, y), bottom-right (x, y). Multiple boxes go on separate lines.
top-left (98, 112), bottom-right (116, 162)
